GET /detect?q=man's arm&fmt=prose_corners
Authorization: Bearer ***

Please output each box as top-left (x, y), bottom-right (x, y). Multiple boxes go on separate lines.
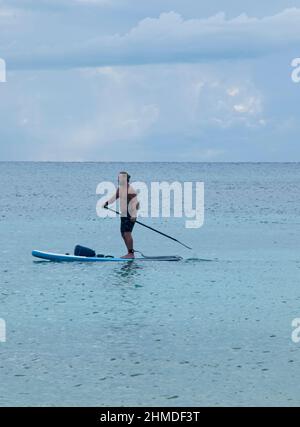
top-left (102, 189), bottom-right (119, 208)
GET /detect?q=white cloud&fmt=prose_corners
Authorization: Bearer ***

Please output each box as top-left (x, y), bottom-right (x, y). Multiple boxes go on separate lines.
top-left (233, 96), bottom-right (262, 114)
top-left (0, 8), bottom-right (14, 17)
top-left (75, 0), bottom-right (110, 3)
top-left (1, 0), bottom-right (112, 8)
top-left (227, 87), bottom-right (239, 97)
top-left (62, 102), bottom-right (159, 160)
top-left (0, 64), bottom-right (265, 160)
top-left (1, 5), bottom-right (299, 161)
top-left (5, 8), bottom-right (300, 70)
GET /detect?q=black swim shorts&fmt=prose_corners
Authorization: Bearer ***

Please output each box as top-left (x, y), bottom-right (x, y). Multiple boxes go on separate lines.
top-left (120, 217), bottom-right (136, 233)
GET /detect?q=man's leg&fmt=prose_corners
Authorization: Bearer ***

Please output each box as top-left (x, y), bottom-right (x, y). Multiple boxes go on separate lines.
top-left (121, 232), bottom-right (134, 258)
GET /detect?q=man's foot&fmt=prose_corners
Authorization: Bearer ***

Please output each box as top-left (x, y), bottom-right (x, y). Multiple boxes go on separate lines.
top-left (121, 253), bottom-right (135, 259)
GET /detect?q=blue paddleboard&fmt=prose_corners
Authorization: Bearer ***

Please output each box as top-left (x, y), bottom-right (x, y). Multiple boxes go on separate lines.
top-left (32, 250), bottom-right (182, 262)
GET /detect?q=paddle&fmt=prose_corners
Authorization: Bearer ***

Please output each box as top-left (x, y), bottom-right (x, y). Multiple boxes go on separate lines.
top-left (104, 206), bottom-right (192, 250)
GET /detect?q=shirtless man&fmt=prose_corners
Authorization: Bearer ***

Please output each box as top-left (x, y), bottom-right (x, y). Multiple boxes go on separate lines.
top-left (103, 172), bottom-right (139, 259)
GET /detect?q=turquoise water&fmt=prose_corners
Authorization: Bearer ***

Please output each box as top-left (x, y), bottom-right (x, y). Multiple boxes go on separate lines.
top-left (0, 162), bottom-right (300, 406)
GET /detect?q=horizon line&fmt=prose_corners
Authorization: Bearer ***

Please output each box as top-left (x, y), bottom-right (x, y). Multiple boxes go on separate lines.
top-left (0, 161), bottom-right (299, 164)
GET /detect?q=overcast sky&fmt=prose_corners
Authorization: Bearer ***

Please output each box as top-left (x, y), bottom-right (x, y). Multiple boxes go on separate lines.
top-left (0, 0), bottom-right (300, 161)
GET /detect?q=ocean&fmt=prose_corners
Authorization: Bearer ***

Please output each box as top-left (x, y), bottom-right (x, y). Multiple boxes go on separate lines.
top-left (0, 162), bottom-right (299, 406)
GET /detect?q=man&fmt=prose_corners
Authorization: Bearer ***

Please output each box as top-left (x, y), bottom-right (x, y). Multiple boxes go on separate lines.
top-left (103, 172), bottom-right (139, 259)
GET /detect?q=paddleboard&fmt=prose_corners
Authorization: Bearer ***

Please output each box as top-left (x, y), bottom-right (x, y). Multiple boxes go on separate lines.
top-left (32, 250), bottom-right (182, 262)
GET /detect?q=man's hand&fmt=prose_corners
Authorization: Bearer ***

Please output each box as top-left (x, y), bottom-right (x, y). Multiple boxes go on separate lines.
top-left (102, 202), bottom-right (108, 209)
top-left (130, 217), bottom-right (136, 223)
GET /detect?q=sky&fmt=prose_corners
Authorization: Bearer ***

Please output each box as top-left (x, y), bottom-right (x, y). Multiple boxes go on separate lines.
top-left (0, 0), bottom-right (300, 161)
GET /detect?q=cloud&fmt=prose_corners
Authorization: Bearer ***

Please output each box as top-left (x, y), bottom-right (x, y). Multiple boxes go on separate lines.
top-left (1, 4), bottom-right (300, 161)
top-left (5, 8), bottom-right (300, 70)
top-left (0, 8), bottom-right (15, 17)
top-left (75, 0), bottom-right (111, 3)
top-left (0, 0), bottom-right (112, 10)
top-left (0, 58), bottom-right (6, 81)
top-left (0, 63), bottom-right (268, 161)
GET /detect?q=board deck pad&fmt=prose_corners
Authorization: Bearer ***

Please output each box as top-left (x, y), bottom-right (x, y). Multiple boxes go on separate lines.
top-left (32, 250), bottom-right (182, 262)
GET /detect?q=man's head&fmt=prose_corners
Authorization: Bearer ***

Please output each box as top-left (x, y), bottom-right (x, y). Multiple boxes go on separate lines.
top-left (118, 171), bottom-right (130, 185)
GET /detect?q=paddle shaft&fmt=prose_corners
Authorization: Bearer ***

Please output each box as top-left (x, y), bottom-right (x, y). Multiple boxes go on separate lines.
top-left (105, 206), bottom-right (192, 250)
